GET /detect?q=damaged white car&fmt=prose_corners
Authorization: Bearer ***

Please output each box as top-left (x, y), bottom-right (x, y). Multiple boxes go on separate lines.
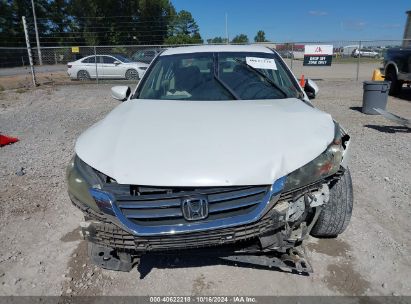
top-left (67, 45), bottom-right (352, 273)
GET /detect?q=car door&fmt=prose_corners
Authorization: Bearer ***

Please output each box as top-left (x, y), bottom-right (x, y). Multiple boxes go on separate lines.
top-left (84, 56), bottom-right (104, 78)
top-left (81, 56), bottom-right (96, 77)
top-left (102, 56), bottom-right (121, 78)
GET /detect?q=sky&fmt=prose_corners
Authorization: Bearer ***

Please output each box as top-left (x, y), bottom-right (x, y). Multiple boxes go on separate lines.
top-left (172, 0), bottom-right (410, 43)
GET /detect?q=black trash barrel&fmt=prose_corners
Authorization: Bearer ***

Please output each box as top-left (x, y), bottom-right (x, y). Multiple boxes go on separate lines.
top-left (362, 81), bottom-right (390, 115)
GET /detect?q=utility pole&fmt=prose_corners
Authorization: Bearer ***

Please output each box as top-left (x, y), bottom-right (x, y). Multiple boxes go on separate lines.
top-left (225, 13), bottom-right (229, 44)
top-left (356, 40), bottom-right (361, 81)
top-left (22, 16), bottom-right (37, 86)
top-left (31, 0), bottom-right (42, 65)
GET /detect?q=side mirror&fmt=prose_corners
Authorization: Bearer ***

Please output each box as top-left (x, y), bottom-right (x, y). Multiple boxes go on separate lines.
top-left (113, 60), bottom-right (121, 65)
top-left (111, 86), bottom-right (131, 101)
top-left (304, 79), bottom-right (319, 99)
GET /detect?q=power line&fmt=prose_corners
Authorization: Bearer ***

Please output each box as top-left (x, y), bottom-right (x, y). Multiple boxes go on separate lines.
top-left (27, 19), bottom-right (174, 25)
top-left (34, 15), bottom-right (176, 20)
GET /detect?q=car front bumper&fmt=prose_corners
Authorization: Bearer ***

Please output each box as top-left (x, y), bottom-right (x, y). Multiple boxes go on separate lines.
top-left (69, 174), bottom-right (340, 254)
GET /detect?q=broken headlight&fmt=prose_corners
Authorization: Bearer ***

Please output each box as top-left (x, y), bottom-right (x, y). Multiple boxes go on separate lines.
top-left (66, 155), bottom-right (104, 211)
top-left (283, 123), bottom-right (344, 191)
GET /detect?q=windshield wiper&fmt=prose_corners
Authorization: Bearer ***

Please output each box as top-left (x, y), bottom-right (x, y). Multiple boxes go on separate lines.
top-left (213, 66), bottom-right (240, 100)
top-left (234, 58), bottom-right (288, 98)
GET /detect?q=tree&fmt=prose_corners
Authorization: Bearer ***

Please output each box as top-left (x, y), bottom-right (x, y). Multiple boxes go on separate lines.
top-left (67, 0), bottom-right (176, 45)
top-left (0, 0), bottom-right (201, 47)
top-left (231, 34), bottom-right (248, 44)
top-left (0, 0), bottom-right (51, 47)
top-left (207, 36), bottom-right (227, 44)
top-left (254, 30), bottom-right (267, 43)
top-left (165, 10), bottom-right (202, 44)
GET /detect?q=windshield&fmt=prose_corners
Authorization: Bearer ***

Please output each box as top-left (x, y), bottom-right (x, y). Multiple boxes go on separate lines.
top-left (136, 52), bottom-right (300, 100)
top-left (114, 55), bottom-right (132, 63)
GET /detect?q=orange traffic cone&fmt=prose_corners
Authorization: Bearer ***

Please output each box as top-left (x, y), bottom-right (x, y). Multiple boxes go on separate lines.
top-left (299, 74), bottom-right (306, 87)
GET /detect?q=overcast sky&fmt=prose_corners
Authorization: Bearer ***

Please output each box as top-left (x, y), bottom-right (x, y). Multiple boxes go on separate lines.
top-left (172, 0), bottom-right (410, 42)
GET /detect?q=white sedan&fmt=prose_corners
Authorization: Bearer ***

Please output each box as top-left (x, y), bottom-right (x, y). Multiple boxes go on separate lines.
top-left (68, 45), bottom-right (353, 272)
top-left (67, 54), bottom-right (149, 80)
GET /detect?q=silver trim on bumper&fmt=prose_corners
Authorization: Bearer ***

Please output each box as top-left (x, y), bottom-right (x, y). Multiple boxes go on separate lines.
top-left (89, 178), bottom-right (285, 237)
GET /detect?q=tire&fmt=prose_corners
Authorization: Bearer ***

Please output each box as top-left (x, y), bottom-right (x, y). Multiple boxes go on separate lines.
top-left (88, 242), bottom-right (139, 272)
top-left (77, 70), bottom-right (90, 81)
top-left (385, 67), bottom-right (402, 96)
top-left (125, 69), bottom-right (139, 80)
top-left (310, 168), bottom-right (353, 238)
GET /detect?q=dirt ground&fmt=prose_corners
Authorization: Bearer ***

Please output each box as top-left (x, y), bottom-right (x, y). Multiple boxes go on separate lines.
top-left (0, 80), bottom-right (410, 297)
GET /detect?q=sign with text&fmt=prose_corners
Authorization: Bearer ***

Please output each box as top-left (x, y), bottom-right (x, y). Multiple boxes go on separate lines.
top-left (303, 45), bottom-right (333, 66)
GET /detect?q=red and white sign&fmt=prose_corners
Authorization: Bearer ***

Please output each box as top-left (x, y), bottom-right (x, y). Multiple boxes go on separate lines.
top-left (304, 45), bottom-right (333, 66)
top-left (304, 45), bottom-right (333, 56)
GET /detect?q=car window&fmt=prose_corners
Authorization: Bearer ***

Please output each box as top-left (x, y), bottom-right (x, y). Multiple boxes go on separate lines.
top-left (218, 52), bottom-right (298, 99)
top-left (138, 53), bottom-right (232, 100)
top-left (134, 51), bottom-right (144, 59)
top-left (113, 55), bottom-right (132, 63)
top-left (145, 51), bottom-right (155, 57)
top-left (82, 57), bottom-right (95, 64)
top-left (103, 56), bottom-right (116, 64)
top-left (137, 52), bottom-right (300, 101)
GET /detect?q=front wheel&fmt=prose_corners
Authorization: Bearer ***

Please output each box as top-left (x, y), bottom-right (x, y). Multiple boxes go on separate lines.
top-left (310, 168), bottom-right (353, 238)
top-left (125, 69), bottom-right (139, 80)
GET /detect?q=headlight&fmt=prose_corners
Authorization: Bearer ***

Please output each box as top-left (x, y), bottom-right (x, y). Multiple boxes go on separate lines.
top-left (66, 155), bottom-right (104, 211)
top-left (283, 123), bottom-right (344, 191)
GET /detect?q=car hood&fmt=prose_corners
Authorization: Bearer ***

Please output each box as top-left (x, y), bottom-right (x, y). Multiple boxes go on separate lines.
top-left (75, 98), bottom-right (334, 186)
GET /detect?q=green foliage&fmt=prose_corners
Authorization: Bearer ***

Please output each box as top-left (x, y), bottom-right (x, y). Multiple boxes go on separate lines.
top-left (0, 0), bottom-right (50, 47)
top-left (207, 37), bottom-right (228, 44)
top-left (254, 30), bottom-right (267, 43)
top-left (165, 10), bottom-right (203, 45)
top-left (231, 34), bottom-right (249, 44)
top-left (0, 0), bottom-right (203, 47)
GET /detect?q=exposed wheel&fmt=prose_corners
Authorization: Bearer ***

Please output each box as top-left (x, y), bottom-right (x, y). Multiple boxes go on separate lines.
top-left (88, 242), bottom-right (139, 272)
top-left (385, 67), bottom-right (402, 96)
top-left (125, 69), bottom-right (139, 80)
top-left (310, 168), bottom-right (353, 238)
top-left (77, 70), bottom-right (90, 81)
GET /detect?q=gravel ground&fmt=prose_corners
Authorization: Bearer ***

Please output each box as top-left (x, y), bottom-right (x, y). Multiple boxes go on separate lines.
top-left (0, 81), bottom-right (410, 296)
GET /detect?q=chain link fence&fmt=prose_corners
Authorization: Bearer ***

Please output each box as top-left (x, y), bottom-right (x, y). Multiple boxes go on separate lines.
top-left (0, 40), bottom-right (407, 90)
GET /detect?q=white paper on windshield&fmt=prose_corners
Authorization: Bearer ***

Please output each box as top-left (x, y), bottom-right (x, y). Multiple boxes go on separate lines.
top-left (245, 57), bottom-right (277, 70)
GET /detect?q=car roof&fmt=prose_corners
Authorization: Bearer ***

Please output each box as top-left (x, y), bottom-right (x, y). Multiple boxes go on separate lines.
top-left (161, 44), bottom-right (273, 56)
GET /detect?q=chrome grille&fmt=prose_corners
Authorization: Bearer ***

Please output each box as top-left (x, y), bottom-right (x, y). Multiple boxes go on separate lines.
top-left (105, 185), bottom-right (270, 227)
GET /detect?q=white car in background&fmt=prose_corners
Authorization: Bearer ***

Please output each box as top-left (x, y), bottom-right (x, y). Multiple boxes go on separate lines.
top-left (352, 48), bottom-right (379, 58)
top-left (67, 54), bottom-right (149, 80)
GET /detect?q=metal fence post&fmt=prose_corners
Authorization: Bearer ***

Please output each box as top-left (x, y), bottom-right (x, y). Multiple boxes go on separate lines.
top-left (22, 16), bottom-right (37, 87)
top-left (356, 40), bottom-right (361, 81)
top-left (94, 46), bottom-right (99, 84)
top-left (290, 43), bottom-right (294, 71)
